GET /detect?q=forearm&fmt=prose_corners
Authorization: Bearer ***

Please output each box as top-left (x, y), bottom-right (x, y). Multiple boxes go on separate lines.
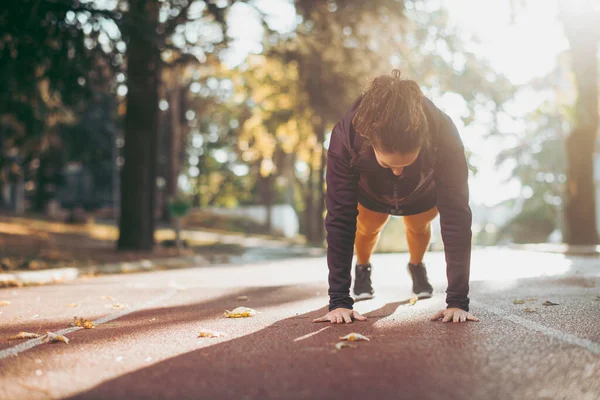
top-left (439, 204), bottom-right (472, 311)
top-left (325, 152), bottom-right (359, 311)
top-left (326, 213), bottom-right (356, 311)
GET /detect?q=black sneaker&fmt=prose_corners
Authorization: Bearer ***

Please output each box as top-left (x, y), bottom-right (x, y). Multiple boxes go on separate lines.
top-left (408, 262), bottom-right (433, 298)
top-left (353, 263), bottom-right (374, 301)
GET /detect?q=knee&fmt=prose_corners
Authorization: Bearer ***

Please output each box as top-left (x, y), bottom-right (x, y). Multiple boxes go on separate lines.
top-left (357, 223), bottom-right (381, 237)
top-left (406, 223), bottom-right (431, 236)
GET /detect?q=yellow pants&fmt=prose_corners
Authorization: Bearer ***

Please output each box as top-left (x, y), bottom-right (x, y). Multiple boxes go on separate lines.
top-left (355, 203), bottom-right (439, 265)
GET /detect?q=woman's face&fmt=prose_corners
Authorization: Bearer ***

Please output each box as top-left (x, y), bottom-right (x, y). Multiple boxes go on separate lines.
top-left (373, 148), bottom-right (420, 176)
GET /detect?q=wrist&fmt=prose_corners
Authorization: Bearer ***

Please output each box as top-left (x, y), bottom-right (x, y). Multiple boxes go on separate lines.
top-left (329, 295), bottom-right (354, 312)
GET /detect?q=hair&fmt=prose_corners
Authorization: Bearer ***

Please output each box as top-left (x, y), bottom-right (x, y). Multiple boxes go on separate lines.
top-left (352, 69), bottom-right (429, 154)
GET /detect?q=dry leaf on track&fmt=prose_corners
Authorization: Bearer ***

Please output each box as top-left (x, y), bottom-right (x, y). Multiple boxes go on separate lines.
top-left (198, 330), bottom-right (225, 338)
top-left (339, 333), bottom-right (370, 342)
top-left (105, 303), bottom-right (127, 310)
top-left (409, 296), bottom-right (418, 306)
top-left (67, 303), bottom-right (80, 308)
top-left (224, 307), bottom-right (257, 318)
top-left (524, 308), bottom-right (538, 313)
top-left (99, 296), bottom-right (115, 301)
top-left (42, 332), bottom-right (69, 344)
top-left (335, 341), bottom-right (356, 350)
top-left (512, 299), bottom-right (525, 305)
top-left (72, 317), bottom-right (95, 329)
top-left (0, 300), bottom-right (11, 307)
top-left (4, 332), bottom-right (41, 340)
top-left (542, 300), bottom-right (559, 306)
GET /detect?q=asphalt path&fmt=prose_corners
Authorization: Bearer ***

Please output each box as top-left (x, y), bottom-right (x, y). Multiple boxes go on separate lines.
top-left (0, 249), bottom-right (599, 400)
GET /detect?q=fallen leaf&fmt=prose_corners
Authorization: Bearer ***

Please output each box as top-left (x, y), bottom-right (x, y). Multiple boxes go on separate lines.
top-left (512, 299), bottom-right (525, 305)
top-left (4, 332), bottom-right (41, 340)
top-left (198, 330), bottom-right (224, 338)
top-left (224, 307), bottom-right (257, 318)
top-left (542, 300), bottom-right (559, 306)
top-left (335, 341), bottom-right (356, 350)
top-left (99, 296), bottom-right (115, 301)
top-left (339, 333), bottom-right (370, 342)
top-left (0, 301), bottom-right (11, 307)
top-left (42, 332), bottom-right (69, 344)
top-left (409, 296), bottom-right (418, 306)
top-left (105, 303), bottom-right (127, 310)
top-left (73, 317), bottom-right (95, 329)
top-left (236, 295), bottom-right (249, 301)
top-left (525, 297), bottom-right (538, 302)
top-left (524, 308), bottom-right (538, 313)
top-left (66, 303), bottom-right (80, 308)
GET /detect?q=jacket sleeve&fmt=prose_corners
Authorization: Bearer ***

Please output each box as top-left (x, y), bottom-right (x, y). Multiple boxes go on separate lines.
top-left (325, 138), bottom-right (359, 311)
top-left (434, 116), bottom-right (472, 312)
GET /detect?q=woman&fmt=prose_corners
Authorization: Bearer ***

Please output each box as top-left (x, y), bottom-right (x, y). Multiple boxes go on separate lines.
top-left (313, 70), bottom-right (478, 324)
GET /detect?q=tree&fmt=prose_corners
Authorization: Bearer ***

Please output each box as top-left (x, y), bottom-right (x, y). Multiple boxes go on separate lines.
top-left (0, 0), bottom-right (117, 212)
top-left (235, 54), bottom-right (314, 233)
top-left (74, 0), bottom-right (236, 251)
top-left (493, 50), bottom-right (574, 243)
top-left (559, 0), bottom-right (600, 244)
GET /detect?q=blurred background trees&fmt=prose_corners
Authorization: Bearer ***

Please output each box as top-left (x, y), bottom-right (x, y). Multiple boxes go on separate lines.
top-left (1, 0), bottom-right (599, 251)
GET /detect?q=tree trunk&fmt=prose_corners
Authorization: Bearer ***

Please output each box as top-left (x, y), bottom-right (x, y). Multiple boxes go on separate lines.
top-left (305, 147), bottom-right (315, 243)
top-left (167, 77), bottom-right (183, 206)
top-left (261, 174), bottom-right (274, 234)
top-left (314, 121), bottom-right (327, 244)
top-left (117, 0), bottom-right (160, 251)
top-left (562, 2), bottom-right (600, 245)
top-left (162, 81), bottom-right (183, 221)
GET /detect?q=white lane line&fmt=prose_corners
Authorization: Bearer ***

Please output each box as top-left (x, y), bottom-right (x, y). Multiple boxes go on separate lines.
top-left (0, 287), bottom-right (179, 360)
top-left (473, 300), bottom-right (600, 355)
top-left (293, 327), bottom-right (331, 342)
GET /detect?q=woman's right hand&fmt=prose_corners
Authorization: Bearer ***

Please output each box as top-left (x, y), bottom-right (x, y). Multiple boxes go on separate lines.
top-left (313, 308), bottom-right (367, 324)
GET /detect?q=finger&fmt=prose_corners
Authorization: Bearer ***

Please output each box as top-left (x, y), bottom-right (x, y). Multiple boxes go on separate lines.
top-left (353, 311), bottom-right (367, 321)
top-left (334, 315), bottom-right (342, 324)
top-left (343, 312), bottom-right (353, 324)
top-left (460, 313), bottom-right (467, 323)
top-left (467, 314), bottom-right (480, 322)
top-left (430, 310), bottom-right (445, 321)
top-left (453, 313), bottom-right (460, 324)
top-left (442, 312), bottom-right (452, 323)
top-left (313, 315), bottom-right (328, 323)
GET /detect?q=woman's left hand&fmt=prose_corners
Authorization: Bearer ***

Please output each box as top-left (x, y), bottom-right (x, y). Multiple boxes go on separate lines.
top-left (430, 308), bottom-right (479, 323)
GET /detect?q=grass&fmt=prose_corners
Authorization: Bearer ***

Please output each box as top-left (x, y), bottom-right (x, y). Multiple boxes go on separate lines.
top-left (0, 214), bottom-right (247, 272)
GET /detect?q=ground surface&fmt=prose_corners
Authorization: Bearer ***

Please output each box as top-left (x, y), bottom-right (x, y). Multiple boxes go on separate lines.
top-left (0, 249), bottom-right (599, 400)
top-left (0, 214), bottom-right (298, 272)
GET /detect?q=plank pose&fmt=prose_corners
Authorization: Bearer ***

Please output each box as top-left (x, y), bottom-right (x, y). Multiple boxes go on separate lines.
top-left (314, 70), bottom-right (479, 324)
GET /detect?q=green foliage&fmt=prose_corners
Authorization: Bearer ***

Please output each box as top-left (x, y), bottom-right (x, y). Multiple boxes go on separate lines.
top-left (495, 54), bottom-right (573, 243)
top-left (168, 195), bottom-right (192, 217)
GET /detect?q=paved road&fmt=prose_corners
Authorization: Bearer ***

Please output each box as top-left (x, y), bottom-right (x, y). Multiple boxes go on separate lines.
top-left (0, 249), bottom-right (599, 400)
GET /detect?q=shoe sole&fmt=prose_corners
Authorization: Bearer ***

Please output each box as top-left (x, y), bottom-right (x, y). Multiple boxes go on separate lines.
top-left (353, 293), bottom-right (375, 302)
top-left (414, 291), bottom-right (433, 299)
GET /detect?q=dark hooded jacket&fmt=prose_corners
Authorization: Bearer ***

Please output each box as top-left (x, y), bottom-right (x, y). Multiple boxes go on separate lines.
top-left (325, 96), bottom-right (472, 312)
